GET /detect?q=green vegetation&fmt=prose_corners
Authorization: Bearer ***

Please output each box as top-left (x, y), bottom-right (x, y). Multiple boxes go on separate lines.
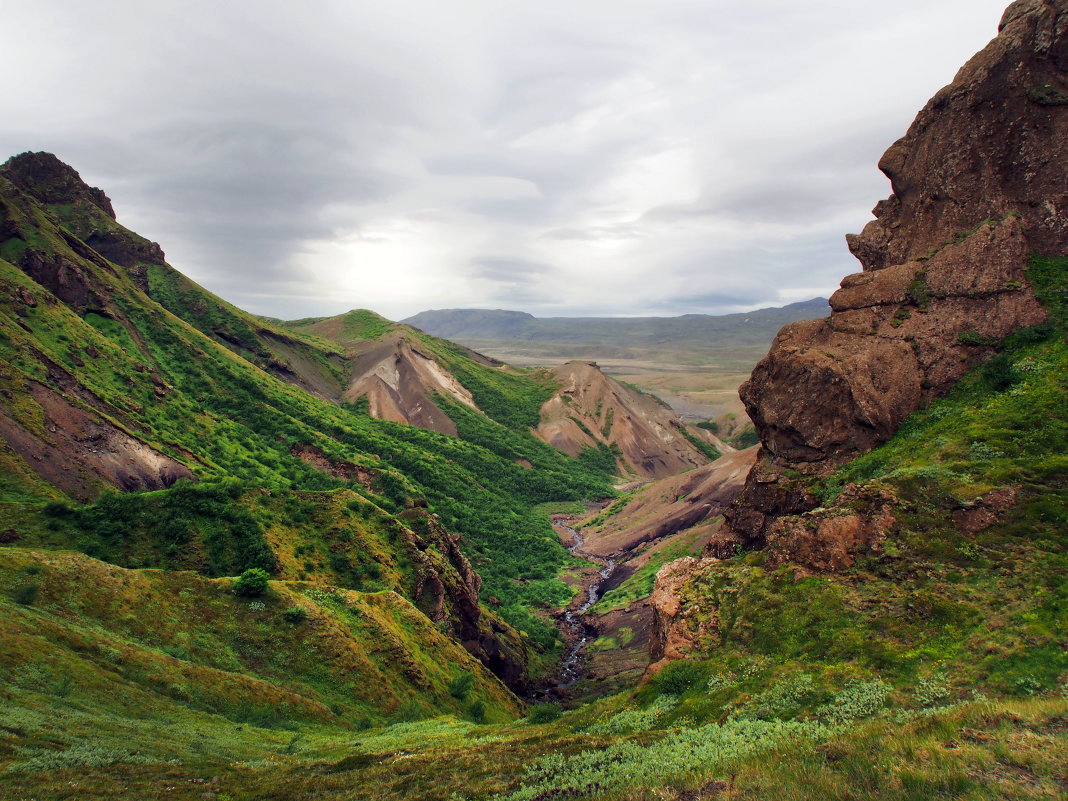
top-left (680, 428), bottom-right (721, 462)
top-left (233, 567), bottom-right (270, 597)
top-left (2, 159), bottom-right (1066, 799)
top-left (1029, 82), bottom-right (1068, 106)
top-left (0, 171), bottom-right (616, 662)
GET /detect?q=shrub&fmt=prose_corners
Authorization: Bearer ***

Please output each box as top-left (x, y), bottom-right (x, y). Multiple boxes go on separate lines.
top-left (527, 703), bottom-right (562, 724)
top-left (467, 699), bottom-right (487, 724)
top-left (448, 670), bottom-right (475, 701)
top-left (655, 660), bottom-right (710, 696)
top-left (12, 582), bottom-right (40, 605)
top-left (233, 567), bottom-right (270, 597)
top-left (282, 606), bottom-right (307, 623)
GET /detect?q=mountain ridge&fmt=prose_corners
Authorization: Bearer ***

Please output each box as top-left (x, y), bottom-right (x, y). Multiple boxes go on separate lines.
top-left (403, 298), bottom-right (830, 348)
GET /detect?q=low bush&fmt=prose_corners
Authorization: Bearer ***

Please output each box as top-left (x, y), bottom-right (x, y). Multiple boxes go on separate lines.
top-left (282, 606), bottom-right (308, 623)
top-left (448, 670), bottom-right (475, 701)
top-left (12, 581), bottom-right (40, 605)
top-left (233, 567), bottom-right (270, 597)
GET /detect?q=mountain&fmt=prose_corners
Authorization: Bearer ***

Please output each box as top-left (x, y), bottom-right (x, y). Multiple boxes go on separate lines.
top-left (403, 300), bottom-right (829, 346)
top-left (0, 150), bottom-right (625, 708)
top-left (2, 2), bottom-right (1067, 798)
top-left (283, 310), bottom-right (518, 436)
top-left (534, 360), bottom-right (726, 479)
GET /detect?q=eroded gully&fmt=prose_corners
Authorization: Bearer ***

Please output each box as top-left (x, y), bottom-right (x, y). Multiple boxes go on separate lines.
top-left (547, 517), bottom-right (616, 693)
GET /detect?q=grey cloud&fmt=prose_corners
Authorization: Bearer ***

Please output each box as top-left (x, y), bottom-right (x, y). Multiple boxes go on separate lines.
top-left (2, 0), bottom-right (1012, 319)
top-left (471, 256), bottom-right (551, 285)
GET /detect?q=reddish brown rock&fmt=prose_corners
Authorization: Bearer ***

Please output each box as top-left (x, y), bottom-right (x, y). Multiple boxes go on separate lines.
top-left (728, 1), bottom-right (1065, 554)
top-left (648, 556), bottom-right (718, 673)
top-left (846, 0), bottom-right (1068, 269)
top-left (398, 508), bottom-right (528, 690)
top-left (953, 486), bottom-right (1018, 534)
top-left (763, 484), bottom-right (898, 572)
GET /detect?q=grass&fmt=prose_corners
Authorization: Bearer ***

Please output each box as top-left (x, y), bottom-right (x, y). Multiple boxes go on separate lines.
top-left (2, 163), bottom-right (1067, 799)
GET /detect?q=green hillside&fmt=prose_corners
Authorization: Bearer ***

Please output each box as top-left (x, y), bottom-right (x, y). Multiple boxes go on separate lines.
top-left (1, 151), bottom-right (1065, 800)
top-left (0, 152), bottom-right (617, 700)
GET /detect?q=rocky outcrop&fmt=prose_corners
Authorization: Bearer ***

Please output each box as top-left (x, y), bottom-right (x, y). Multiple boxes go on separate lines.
top-left (399, 509), bottom-right (528, 690)
top-left (0, 152), bottom-right (116, 219)
top-left (727, 0), bottom-right (1067, 555)
top-left (743, 215), bottom-right (1046, 468)
top-left (536, 360), bottom-right (716, 479)
top-left (648, 556), bottom-right (717, 673)
top-left (846, 0), bottom-right (1068, 269)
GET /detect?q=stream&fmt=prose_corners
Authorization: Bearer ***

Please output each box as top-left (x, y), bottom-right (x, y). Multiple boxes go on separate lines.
top-left (551, 518), bottom-right (616, 691)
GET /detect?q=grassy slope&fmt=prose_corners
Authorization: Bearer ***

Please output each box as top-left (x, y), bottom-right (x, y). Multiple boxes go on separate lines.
top-left (2, 165), bottom-right (1064, 798)
top-left (23, 177), bottom-right (351, 399)
top-left (0, 174), bottom-right (614, 665)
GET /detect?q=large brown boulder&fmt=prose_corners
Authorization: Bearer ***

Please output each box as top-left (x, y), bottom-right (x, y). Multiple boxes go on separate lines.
top-left (728, 0), bottom-right (1066, 552)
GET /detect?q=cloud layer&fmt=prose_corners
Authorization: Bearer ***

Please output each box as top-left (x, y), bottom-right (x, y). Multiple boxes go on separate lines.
top-left (3, 0), bottom-right (1011, 319)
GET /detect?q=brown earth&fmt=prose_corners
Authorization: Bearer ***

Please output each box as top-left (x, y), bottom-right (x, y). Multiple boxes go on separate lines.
top-left (0, 380), bottom-right (193, 502)
top-left (536, 360), bottom-right (719, 479)
top-left (548, 447), bottom-right (755, 698)
top-left (579, 446), bottom-right (758, 558)
top-left (342, 335), bottom-right (484, 435)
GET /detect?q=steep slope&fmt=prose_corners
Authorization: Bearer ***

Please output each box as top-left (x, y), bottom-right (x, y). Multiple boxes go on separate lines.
top-left (0, 547), bottom-right (520, 728)
top-left (579, 447), bottom-right (758, 560)
top-left (0, 152), bottom-right (349, 401)
top-left (727, 0), bottom-right (1068, 550)
top-left (0, 152), bottom-right (617, 693)
top-left (535, 360), bottom-right (724, 479)
top-left (343, 335), bottom-right (481, 435)
top-left (284, 310), bottom-right (534, 437)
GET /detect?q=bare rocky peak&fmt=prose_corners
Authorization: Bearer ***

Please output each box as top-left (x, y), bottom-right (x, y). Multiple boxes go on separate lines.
top-left (727, 0), bottom-right (1067, 548)
top-left (536, 360), bottom-right (720, 479)
top-left (848, 0), bottom-right (1068, 269)
top-left (1, 151), bottom-right (116, 219)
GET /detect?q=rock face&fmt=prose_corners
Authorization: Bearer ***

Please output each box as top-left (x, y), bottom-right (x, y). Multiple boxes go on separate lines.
top-left (727, 0), bottom-right (1067, 554)
top-left (342, 335), bottom-right (483, 436)
top-left (648, 556), bottom-right (717, 673)
top-left (399, 509), bottom-right (528, 689)
top-left (847, 0), bottom-right (1068, 270)
top-left (0, 152), bottom-right (116, 219)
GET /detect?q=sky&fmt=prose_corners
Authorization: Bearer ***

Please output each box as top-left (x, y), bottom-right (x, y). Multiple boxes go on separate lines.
top-left (4, 0), bottom-right (1013, 321)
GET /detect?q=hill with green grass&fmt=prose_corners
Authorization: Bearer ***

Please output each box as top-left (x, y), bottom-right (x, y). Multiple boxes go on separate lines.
top-left (0, 151), bottom-right (621, 710)
top-left (2, 2), bottom-right (1067, 797)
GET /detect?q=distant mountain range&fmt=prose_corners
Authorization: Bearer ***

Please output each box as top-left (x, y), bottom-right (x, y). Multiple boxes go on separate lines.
top-left (403, 299), bottom-right (829, 350)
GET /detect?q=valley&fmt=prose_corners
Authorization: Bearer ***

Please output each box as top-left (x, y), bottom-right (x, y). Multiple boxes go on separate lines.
top-left (1, 2), bottom-right (1068, 799)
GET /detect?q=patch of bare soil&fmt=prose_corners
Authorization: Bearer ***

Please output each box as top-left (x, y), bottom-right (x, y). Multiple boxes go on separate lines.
top-left (580, 446), bottom-right (759, 557)
top-left (0, 381), bottom-right (193, 501)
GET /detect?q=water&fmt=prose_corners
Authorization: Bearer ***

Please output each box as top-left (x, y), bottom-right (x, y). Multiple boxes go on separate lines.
top-left (552, 518), bottom-right (616, 690)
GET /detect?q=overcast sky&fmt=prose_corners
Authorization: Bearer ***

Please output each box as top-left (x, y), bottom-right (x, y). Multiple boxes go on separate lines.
top-left (4, 0), bottom-right (1012, 320)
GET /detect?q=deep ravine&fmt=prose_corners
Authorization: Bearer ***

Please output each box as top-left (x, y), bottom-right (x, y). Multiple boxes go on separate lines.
top-left (546, 517), bottom-right (617, 693)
